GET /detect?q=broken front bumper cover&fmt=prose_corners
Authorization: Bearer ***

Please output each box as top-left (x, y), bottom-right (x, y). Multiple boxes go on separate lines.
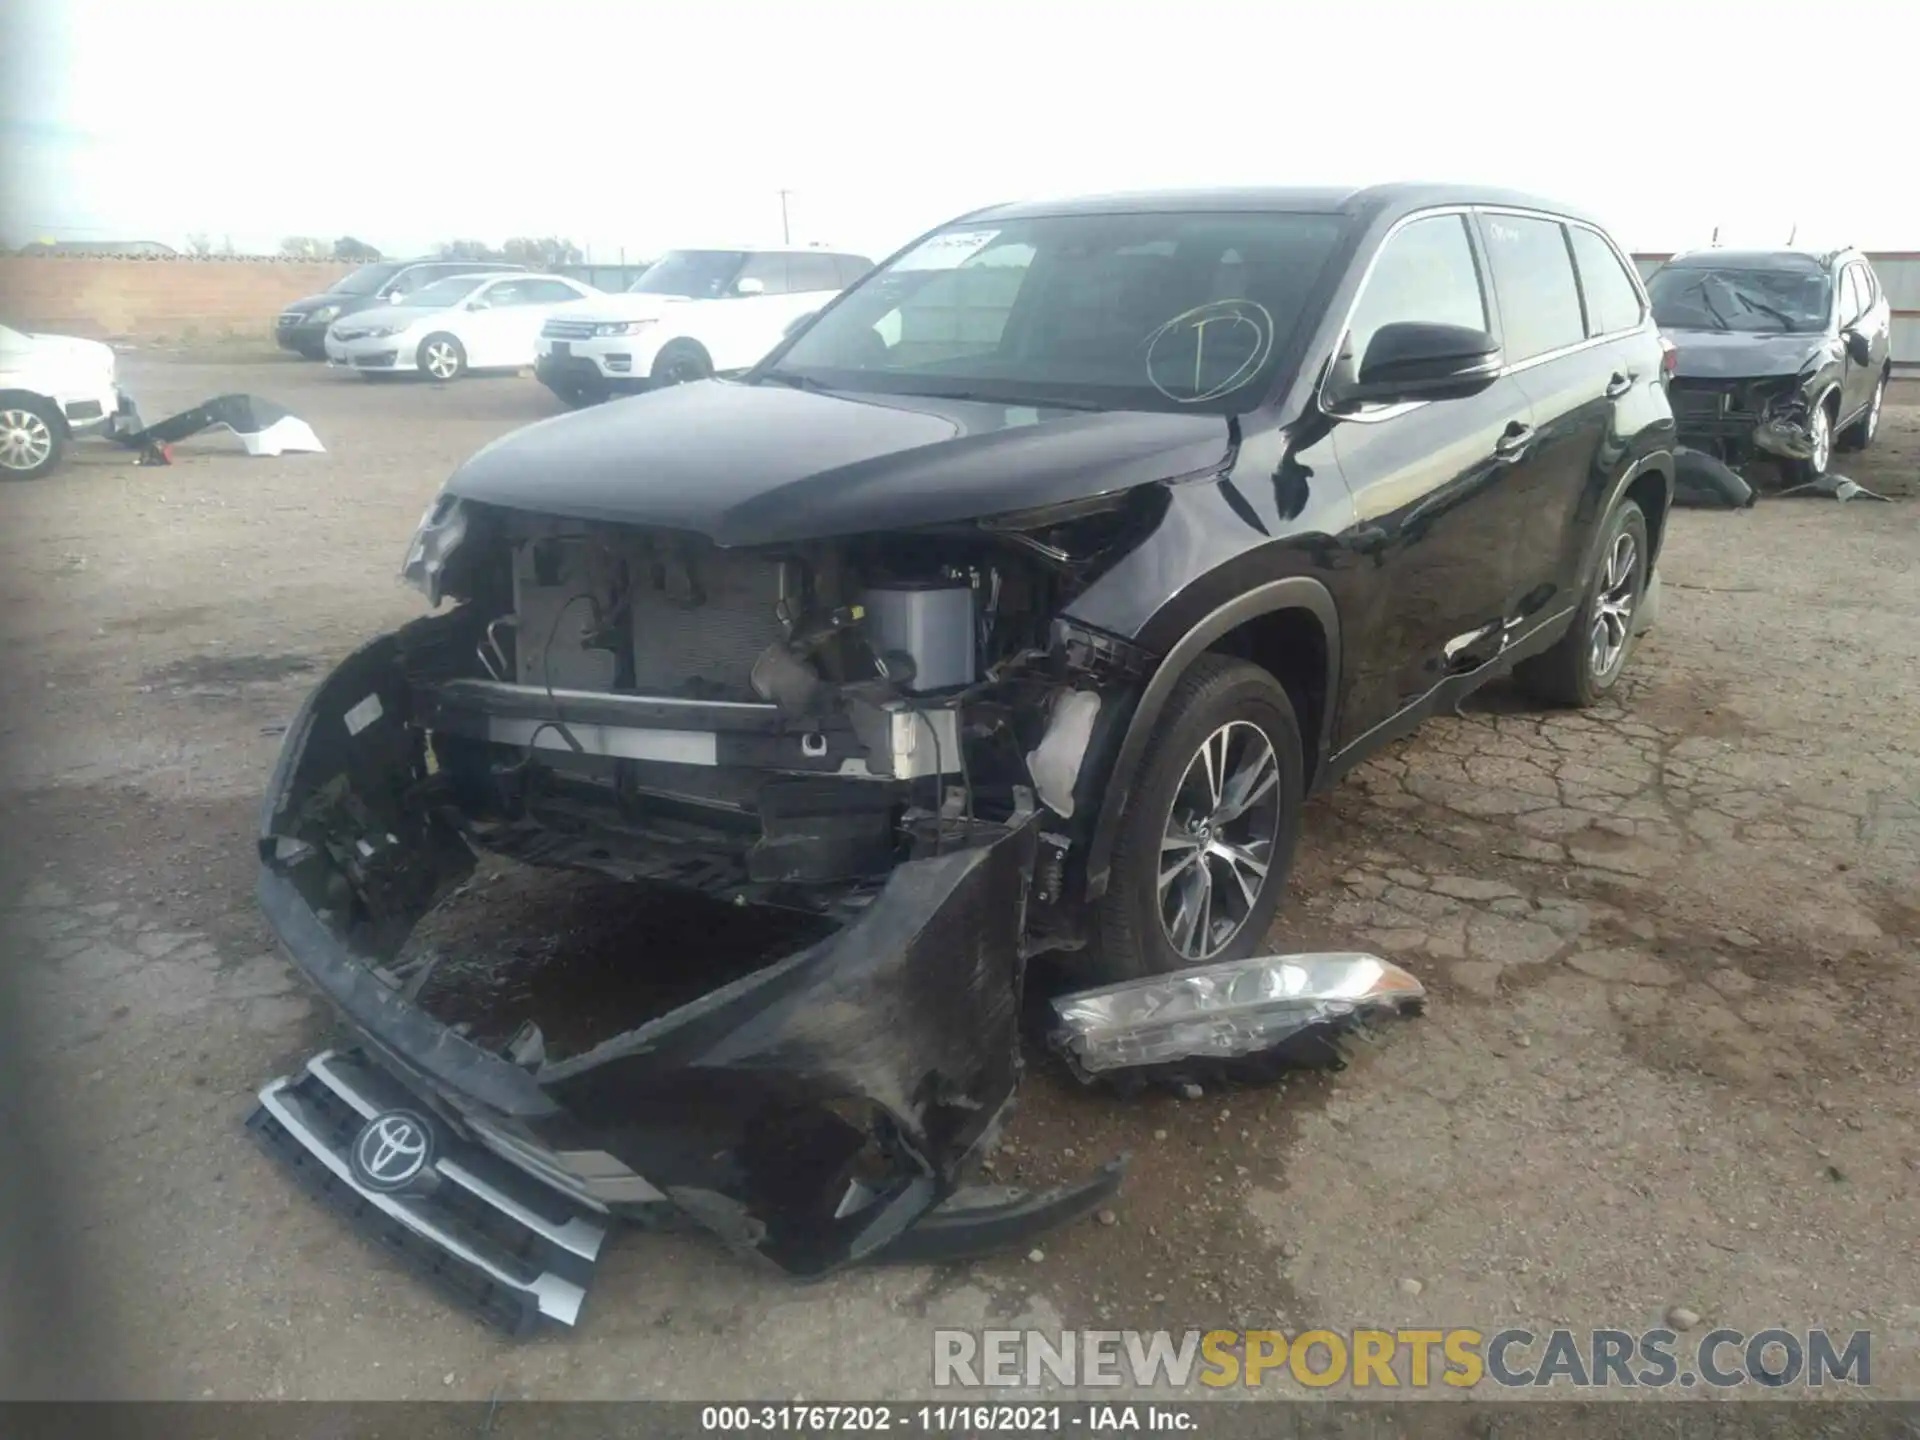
top-left (251, 627), bottom-right (1425, 1334)
top-left (251, 628), bottom-right (1128, 1331)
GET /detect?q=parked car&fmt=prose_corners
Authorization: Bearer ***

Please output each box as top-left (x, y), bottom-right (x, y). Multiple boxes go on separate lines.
top-left (1647, 247), bottom-right (1893, 482)
top-left (253, 184), bottom-right (1675, 1321)
top-left (276, 259), bottom-right (527, 360)
top-left (324, 273), bottom-right (599, 380)
top-left (0, 322), bottom-right (120, 478)
top-left (533, 246), bottom-right (872, 406)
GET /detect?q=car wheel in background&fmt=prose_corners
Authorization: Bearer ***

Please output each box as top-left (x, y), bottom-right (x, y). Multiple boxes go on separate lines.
top-left (651, 341), bottom-right (712, 387)
top-left (1515, 498), bottom-right (1649, 708)
top-left (0, 398), bottom-right (64, 480)
top-left (418, 334), bottom-right (467, 382)
top-left (1087, 654), bottom-right (1305, 982)
top-left (1838, 369), bottom-right (1888, 452)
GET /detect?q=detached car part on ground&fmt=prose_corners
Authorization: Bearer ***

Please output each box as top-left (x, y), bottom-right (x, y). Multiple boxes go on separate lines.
top-left (251, 184), bottom-right (1674, 1333)
top-left (1648, 247), bottom-right (1893, 493)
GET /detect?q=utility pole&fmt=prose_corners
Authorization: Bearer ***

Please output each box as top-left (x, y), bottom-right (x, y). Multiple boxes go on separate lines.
top-left (778, 189), bottom-right (794, 245)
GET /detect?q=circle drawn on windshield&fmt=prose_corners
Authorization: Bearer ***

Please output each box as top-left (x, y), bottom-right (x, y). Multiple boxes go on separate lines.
top-left (1144, 299), bottom-right (1275, 404)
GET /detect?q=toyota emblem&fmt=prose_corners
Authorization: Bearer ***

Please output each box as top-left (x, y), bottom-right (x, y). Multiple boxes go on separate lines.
top-left (350, 1110), bottom-right (435, 1192)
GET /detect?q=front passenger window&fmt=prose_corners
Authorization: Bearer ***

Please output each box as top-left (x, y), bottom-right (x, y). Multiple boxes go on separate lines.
top-left (1343, 215), bottom-right (1488, 381)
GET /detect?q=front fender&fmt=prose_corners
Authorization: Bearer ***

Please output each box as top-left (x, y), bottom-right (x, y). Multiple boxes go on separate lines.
top-left (1079, 575), bottom-right (1341, 901)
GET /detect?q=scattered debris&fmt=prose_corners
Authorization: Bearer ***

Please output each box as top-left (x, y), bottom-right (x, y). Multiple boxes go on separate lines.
top-left (1671, 447), bottom-right (1755, 509)
top-left (1776, 473), bottom-right (1891, 503)
top-left (1666, 1305), bottom-right (1701, 1332)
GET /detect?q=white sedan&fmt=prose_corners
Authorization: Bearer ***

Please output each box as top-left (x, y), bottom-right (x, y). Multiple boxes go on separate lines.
top-left (1, 322), bottom-right (120, 478)
top-left (325, 272), bottom-right (599, 381)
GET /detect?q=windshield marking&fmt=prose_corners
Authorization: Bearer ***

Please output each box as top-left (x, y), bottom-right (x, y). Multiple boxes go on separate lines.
top-left (1145, 300), bottom-right (1275, 403)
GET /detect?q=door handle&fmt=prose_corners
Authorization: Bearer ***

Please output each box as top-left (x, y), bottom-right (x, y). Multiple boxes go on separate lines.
top-left (1605, 371), bottom-right (1635, 398)
top-left (1494, 422), bottom-right (1534, 458)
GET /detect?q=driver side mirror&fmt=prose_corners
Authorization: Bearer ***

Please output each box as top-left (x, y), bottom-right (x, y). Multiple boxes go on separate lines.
top-left (386, 291), bottom-right (406, 304)
top-left (734, 277), bottom-right (766, 297)
top-left (1843, 329), bottom-right (1872, 366)
top-left (466, 297), bottom-right (492, 311)
top-left (1334, 321), bottom-right (1503, 406)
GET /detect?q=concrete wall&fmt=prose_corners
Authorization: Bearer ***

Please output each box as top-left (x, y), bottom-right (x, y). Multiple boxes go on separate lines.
top-left (1633, 252), bottom-right (1920, 371)
top-left (0, 258), bottom-right (356, 342)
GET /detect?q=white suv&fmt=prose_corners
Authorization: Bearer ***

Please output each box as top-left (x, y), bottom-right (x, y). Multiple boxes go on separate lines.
top-left (0, 323), bottom-right (120, 478)
top-left (534, 247), bottom-right (871, 406)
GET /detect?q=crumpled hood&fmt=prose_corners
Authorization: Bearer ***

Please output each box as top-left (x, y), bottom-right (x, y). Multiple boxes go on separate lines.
top-left (1663, 327), bottom-right (1834, 380)
top-left (444, 378), bottom-right (1233, 547)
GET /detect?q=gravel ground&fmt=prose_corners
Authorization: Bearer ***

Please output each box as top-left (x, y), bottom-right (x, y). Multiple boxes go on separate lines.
top-left (1, 354), bottom-right (1915, 1405)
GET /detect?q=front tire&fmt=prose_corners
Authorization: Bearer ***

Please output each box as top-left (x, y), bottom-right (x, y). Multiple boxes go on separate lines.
top-left (1087, 655), bottom-right (1304, 982)
top-left (0, 398), bottom-right (65, 479)
top-left (1782, 395), bottom-right (1835, 486)
top-left (1515, 499), bottom-right (1649, 707)
top-left (417, 333), bottom-right (467, 382)
top-left (1838, 369), bottom-right (1888, 452)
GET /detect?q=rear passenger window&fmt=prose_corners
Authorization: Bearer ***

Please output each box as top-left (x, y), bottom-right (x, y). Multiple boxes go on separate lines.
top-left (1344, 214), bottom-right (1488, 373)
top-left (1481, 215), bottom-right (1585, 361)
top-left (1568, 227), bottom-right (1643, 336)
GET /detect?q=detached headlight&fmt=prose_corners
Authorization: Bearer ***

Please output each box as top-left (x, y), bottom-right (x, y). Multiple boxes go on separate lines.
top-left (309, 304), bottom-right (341, 324)
top-left (593, 319), bottom-right (655, 337)
top-left (401, 493), bottom-right (468, 606)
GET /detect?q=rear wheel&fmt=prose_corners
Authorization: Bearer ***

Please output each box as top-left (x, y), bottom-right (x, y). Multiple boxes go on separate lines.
top-left (651, 340), bottom-right (712, 387)
top-left (417, 333), bottom-right (467, 382)
top-left (1514, 499), bottom-right (1648, 707)
top-left (0, 398), bottom-right (64, 479)
top-left (1838, 369), bottom-right (1888, 452)
top-left (1087, 655), bottom-right (1304, 982)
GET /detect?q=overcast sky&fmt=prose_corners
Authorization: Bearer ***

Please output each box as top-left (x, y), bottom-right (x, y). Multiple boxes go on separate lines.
top-left (3, 0), bottom-right (1909, 261)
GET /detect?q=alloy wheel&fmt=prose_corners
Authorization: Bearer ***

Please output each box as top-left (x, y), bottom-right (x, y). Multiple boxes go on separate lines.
top-left (1588, 529), bottom-right (1640, 682)
top-left (1158, 720), bottom-right (1284, 962)
top-left (0, 408), bottom-right (53, 473)
top-left (423, 342), bottom-right (460, 380)
top-left (1808, 403), bottom-right (1831, 473)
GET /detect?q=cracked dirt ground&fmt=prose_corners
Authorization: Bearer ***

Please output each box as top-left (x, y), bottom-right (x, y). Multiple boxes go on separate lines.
top-left (0, 356), bottom-right (1915, 1402)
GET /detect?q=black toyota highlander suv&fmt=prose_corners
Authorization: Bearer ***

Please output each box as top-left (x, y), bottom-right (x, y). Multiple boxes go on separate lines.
top-left (250, 184), bottom-right (1675, 1325)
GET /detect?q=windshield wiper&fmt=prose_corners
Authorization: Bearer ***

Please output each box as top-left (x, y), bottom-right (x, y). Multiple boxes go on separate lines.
top-left (1733, 294), bottom-right (1797, 329)
top-left (1690, 282), bottom-right (1732, 332)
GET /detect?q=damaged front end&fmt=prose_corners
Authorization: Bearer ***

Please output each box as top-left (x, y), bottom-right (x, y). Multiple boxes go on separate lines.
top-left (251, 489), bottom-right (1165, 1329)
top-left (1667, 371), bottom-right (1822, 469)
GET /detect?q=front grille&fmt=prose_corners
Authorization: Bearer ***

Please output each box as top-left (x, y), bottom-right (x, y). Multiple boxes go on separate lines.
top-left (543, 318), bottom-right (599, 340)
top-left (247, 1049), bottom-right (606, 1337)
top-left (1669, 385), bottom-right (1728, 419)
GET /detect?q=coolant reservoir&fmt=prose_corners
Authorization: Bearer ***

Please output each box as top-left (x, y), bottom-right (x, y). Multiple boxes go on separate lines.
top-left (860, 581), bottom-right (976, 693)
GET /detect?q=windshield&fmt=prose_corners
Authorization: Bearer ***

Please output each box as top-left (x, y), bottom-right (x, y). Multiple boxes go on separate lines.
top-left (329, 263), bottom-right (405, 296)
top-left (628, 250), bottom-right (748, 297)
top-left (1648, 265), bottom-right (1831, 334)
top-left (762, 212), bottom-right (1350, 414)
top-left (403, 276), bottom-right (489, 309)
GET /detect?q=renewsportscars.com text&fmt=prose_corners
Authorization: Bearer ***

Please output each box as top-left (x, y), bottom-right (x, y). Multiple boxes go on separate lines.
top-left (933, 1327), bottom-right (1872, 1390)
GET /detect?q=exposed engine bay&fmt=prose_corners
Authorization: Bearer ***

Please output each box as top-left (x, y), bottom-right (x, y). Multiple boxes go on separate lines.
top-left (384, 495), bottom-right (1163, 957)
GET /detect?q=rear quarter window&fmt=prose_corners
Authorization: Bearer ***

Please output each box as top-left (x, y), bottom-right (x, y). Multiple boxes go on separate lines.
top-left (1481, 214), bottom-right (1585, 362)
top-left (1567, 227), bottom-right (1644, 336)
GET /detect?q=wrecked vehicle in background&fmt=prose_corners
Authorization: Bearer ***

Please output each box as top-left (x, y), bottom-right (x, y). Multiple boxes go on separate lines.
top-left (1648, 247), bottom-right (1893, 486)
top-left (251, 183), bottom-right (1671, 1332)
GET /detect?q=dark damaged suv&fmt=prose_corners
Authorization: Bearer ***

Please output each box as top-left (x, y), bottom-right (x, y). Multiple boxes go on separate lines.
top-left (253, 185), bottom-right (1674, 1329)
top-left (1648, 246), bottom-right (1893, 482)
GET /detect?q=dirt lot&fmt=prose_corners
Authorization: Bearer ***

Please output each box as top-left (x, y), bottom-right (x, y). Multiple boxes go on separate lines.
top-left (1, 355), bottom-right (1915, 1403)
